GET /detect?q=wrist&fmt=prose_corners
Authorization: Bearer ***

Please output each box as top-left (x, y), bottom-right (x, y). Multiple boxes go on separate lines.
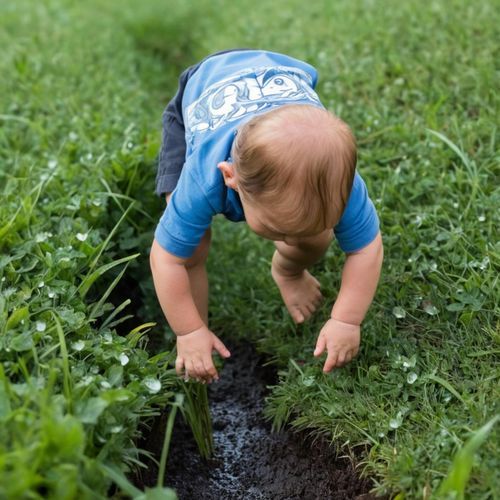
top-left (330, 316), bottom-right (361, 327)
top-left (174, 322), bottom-right (205, 337)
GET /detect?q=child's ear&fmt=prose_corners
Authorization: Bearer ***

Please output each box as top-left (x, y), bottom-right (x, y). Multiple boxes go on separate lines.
top-left (217, 161), bottom-right (239, 191)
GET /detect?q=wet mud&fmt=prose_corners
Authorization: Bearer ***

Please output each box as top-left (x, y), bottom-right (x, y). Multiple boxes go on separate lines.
top-left (134, 342), bottom-right (376, 499)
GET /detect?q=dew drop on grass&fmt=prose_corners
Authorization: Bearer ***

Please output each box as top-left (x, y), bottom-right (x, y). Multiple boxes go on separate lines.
top-left (392, 306), bottom-right (406, 319)
top-left (36, 232), bottom-right (50, 242)
top-left (71, 340), bottom-right (85, 351)
top-left (389, 419), bottom-right (401, 429)
top-left (119, 353), bottom-right (129, 366)
top-left (407, 372), bottom-right (418, 384)
top-left (389, 409), bottom-right (406, 429)
top-left (36, 321), bottom-right (46, 332)
top-left (423, 302), bottom-right (438, 315)
top-left (76, 232), bottom-right (88, 242)
top-left (144, 377), bottom-right (161, 394)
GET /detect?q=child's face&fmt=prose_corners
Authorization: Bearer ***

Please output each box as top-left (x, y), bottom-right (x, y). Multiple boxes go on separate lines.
top-left (241, 196), bottom-right (324, 246)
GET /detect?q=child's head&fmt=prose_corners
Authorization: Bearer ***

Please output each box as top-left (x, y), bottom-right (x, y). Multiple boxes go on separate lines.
top-left (218, 104), bottom-right (357, 241)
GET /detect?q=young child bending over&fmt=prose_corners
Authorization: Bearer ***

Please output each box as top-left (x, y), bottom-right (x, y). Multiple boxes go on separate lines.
top-left (150, 49), bottom-right (383, 383)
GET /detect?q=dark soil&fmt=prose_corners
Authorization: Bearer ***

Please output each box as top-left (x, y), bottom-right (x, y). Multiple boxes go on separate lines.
top-left (133, 341), bottom-right (377, 500)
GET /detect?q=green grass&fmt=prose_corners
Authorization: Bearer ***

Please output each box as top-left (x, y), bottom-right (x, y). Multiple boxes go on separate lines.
top-left (1, 0), bottom-right (499, 498)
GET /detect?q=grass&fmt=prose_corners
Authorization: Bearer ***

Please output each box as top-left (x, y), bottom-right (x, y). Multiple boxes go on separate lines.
top-left (1, 0), bottom-right (499, 498)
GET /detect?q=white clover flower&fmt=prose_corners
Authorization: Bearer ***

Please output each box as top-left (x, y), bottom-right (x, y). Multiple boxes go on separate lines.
top-left (36, 321), bottom-right (46, 332)
top-left (48, 159), bottom-right (58, 169)
top-left (407, 372), bottom-right (418, 384)
top-left (76, 232), bottom-right (88, 242)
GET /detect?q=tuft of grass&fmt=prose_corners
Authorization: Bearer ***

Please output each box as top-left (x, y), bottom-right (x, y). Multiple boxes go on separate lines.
top-left (438, 415), bottom-right (499, 500)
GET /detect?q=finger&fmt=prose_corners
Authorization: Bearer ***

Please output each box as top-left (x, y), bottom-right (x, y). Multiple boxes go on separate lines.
top-left (213, 337), bottom-right (231, 358)
top-left (175, 357), bottom-right (185, 376)
top-left (337, 351), bottom-right (347, 367)
top-left (185, 359), bottom-right (195, 381)
top-left (203, 358), bottom-right (219, 383)
top-left (323, 351), bottom-right (338, 373)
top-left (314, 335), bottom-right (326, 357)
top-left (193, 359), bottom-right (206, 379)
top-left (345, 351), bottom-right (353, 364)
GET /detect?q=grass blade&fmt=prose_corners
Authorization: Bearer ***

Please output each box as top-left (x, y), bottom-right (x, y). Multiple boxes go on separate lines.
top-left (78, 253), bottom-right (139, 299)
top-left (51, 312), bottom-right (73, 413)
top-left (425, 374), bottom-right (468, 407)
top-left (438, 415), bottom-right (499, 499)
top-left (157, 394), bottom-right (183, 488)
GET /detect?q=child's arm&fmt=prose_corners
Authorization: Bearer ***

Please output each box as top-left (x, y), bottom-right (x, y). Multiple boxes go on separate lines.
top-left (314, 232), bottom-right (383, 372)
top-left (150, 238), bottom-right (230, 382)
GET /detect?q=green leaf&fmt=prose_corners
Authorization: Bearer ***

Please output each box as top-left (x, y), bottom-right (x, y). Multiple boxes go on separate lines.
top-left (4, 306), bottom-right (29, 333)
top-left (100, 388), bottom-right (135, 403)
top-left (107, 365), bottom-right (124, 386)
top-left (76, 397), bottom-right (109, 424)
top-left (9, 332), bottom-right (34, 351)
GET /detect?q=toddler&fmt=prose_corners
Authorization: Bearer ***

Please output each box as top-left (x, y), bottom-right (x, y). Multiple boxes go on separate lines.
top-left (150, 49), bottom-right (383, 383)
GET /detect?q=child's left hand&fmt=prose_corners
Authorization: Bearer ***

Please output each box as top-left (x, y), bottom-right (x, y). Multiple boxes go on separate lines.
top-left (313, 318), bottom-right (360, 372)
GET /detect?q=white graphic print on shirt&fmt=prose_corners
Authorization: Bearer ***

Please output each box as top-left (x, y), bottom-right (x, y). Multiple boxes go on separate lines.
top-left (185, 65), bottom-right (321, 142)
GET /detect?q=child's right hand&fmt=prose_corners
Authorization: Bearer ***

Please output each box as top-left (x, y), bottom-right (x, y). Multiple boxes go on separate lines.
top-left (175, 326), bottom-right (231, 383)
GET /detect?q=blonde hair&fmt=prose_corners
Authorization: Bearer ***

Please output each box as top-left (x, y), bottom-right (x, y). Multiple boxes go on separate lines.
top-left (232, 104), bottom-right (357, 234)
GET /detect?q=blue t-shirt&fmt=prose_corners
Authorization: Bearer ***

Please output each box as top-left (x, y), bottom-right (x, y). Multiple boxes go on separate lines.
top-left (154, 50), bottom-right (379, 258)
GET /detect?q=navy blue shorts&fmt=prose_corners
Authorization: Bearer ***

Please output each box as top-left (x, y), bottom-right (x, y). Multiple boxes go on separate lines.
top-left (155, 48), bottom-right (252, 197)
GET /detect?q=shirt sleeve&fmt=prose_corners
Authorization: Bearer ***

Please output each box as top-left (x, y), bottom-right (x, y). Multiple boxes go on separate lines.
top-left (154, 169), bottom-right (214, 258)
top-left (333, 173), bottom-right (380, 253)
